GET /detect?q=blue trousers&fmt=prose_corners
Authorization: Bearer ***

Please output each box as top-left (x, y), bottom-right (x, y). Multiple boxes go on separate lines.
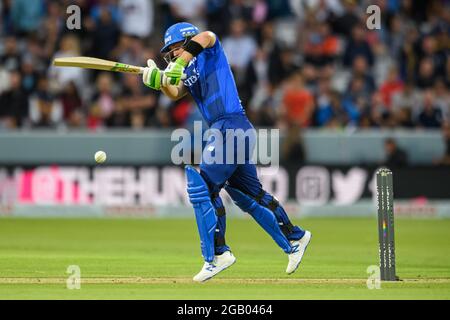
top-left (199, 114), bottom-right (305, 255)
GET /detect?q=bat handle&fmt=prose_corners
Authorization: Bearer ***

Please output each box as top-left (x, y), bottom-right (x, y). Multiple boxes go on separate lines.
top-left (139, 68), bottom-right (187, 80)
top-left (161, 72), bottom-right (187, 80)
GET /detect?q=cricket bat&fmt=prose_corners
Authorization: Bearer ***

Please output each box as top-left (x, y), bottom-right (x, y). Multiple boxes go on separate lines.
top-left (53, 57), bottom-right (144, 74)
top-left (53, 56), bottom-right (187, 80)
top-left (53, 56), bottom-right (145, 74)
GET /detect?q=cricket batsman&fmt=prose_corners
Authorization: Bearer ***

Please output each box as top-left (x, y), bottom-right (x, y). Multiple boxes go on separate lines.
top-left (142, 22), bottom-right (312, 282)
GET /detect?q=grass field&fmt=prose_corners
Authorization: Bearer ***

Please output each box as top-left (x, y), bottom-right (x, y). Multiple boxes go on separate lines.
top-left (0, 217), bottom-right (449, 299)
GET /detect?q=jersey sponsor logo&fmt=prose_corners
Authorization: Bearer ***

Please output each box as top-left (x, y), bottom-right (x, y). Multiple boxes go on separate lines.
top-left (183, 68), bottom-right (200, 87)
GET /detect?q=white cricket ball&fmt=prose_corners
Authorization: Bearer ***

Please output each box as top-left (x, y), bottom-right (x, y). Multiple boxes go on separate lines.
top-left (94, 151), bottom-right (107, 163)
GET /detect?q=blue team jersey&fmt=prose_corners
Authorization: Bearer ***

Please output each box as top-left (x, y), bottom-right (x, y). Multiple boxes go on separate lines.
top-left (182, 37), bottom-right (246, 126)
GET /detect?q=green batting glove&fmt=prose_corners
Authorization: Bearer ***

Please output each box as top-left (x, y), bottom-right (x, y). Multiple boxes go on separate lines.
top-left (164, 57), bottom-right (187, 86)
top-left (143, 59), bottom-right (162, 90)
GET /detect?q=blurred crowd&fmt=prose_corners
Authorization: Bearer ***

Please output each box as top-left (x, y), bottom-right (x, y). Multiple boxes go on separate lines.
top-left (0, 0), bottom-right (449, 132)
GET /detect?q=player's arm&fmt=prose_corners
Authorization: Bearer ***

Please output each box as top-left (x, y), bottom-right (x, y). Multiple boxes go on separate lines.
top-left (142, 59), bottom-right (186, 100)
top-left (143, 32), bottom-right (216, 98)
top-left (178, 31), bottom-right (216, 63)
top-left (163, 32), bottom-right (216, 86)
top-left (161, 80), bottom-right (188, 101)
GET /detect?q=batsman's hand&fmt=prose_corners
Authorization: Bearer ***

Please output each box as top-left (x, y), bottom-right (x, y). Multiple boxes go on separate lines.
top-left (143, 59), bottom-right (164, 90)
top-left (164, 57), bottom-right (187, 86)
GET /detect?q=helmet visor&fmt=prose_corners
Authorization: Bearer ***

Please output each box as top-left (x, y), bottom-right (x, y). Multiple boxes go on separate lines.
top-left (162, 39), bottom-right (189, 64)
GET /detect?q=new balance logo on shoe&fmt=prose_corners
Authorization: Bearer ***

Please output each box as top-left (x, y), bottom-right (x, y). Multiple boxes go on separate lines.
top-left (205, 264), bottom-right (216, 272)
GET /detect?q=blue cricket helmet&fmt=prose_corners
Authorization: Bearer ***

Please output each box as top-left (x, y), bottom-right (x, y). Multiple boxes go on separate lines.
top-left (160, 22), bottom-right (200, 53)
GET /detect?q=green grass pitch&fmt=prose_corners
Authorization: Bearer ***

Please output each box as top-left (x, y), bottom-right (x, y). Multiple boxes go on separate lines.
top-left (0, 217), bottom-right (449, 299)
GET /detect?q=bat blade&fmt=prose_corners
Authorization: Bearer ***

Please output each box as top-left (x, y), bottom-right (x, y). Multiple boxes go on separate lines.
top-left (53, 56), bottom-right (144, 74)
top-left (53, 56), bottom-right (187, 80)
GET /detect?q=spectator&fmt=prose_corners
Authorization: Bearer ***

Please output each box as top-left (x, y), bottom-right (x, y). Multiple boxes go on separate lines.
top-left (348, 55), bottom-right (376, 97)
top-left (11, 0), bottom-right (44, 35)
top-left (0, 68), bottom-right (9, 93)
top-left (90, 0), bottom-right (121, 25)
top-left (1, 0), bottom-right (13, 35)
top-left (169, 95), bottom-right (193, 127)
top-left (281, 72), bottom-right (315, 128)
top-left (266, 0), bottom-right (293, 20)
top-left (394, 107), bottom-right (414, 128)
top-left (29, 77), bottom-right (62, 128)
top-left (223, 19), bottom-right (257, 86)
top-left (111, 35), bottom-right (146, 68)
top-left (251, 0), bottom-right (269, 27)
top-left (314, 78), bottom-right (340, 127)
top-left (205, 0), bottom-right (253, 39)
top-left (384, 138), bottom-right (408, 168)
top-left (302, 63), bottom-right (320, 93)
top-left (60, 81), bottom-right (84, 125)
top-left (114, 74), bottom-right (157, 127)
top-left (0, 71), bottom-right (28, 128)
top-left (260, 22), bottom-right (299, 87)
top-left (433, 79), bottom-right (449, 124)
top-left (398, 24), bottom-right (420, 82)
top-left (45, 1), bottom-right (65, 39)
top-left (379, 66), bottom-right (404, 108)
top-left (49, 34), bottom-right (86, 94)
top-left (343, 24), bottom-right (374, 68)
top-left (386, 14), bottom-right (407, 60)
top-left (371, 92), bottom-right (392, 128)
top-left (329, 0), bottom-right (360, 37)
top-left (417, 91), bottom-right (444, 128)
top-left (324, 91), bottom-right (348, 128)
top-left (119, 0), bottom-right (154, 39)
top-left (88, 73), bottom-right (117, 129)
top-left (391, 81), bottom-right (421, 120)
top-left (166, 0), bottom-right (206, 30)
top-left (342, 76), bottom-right (370, 127)
top-left (257, 93), bottom-right (279, 128)
top-left (0, 36), bottom-right (21, 71)
top-left (289, 0), bottom-right (343, 22)
top-left (417, 35), bottom-right (447, 80)
top-left (415, 57), bottom-right (436, 89)
top-left (445, 56), bottom-right (450, 88)
top-left (240, 48), bottom-right (269, 113)
top-left (39, 7), bottom-right (60, 62)
top-left (303, 21), bottom-right (339, 67)
top-left (90, 5), bottom-right (121, 59)
top-left (20, 56), bottom-right (40, 95)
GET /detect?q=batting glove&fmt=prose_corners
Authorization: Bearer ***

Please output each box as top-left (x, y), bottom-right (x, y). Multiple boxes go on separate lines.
top-left (164, 57), bottom-right (187, 86)
top-left (143, 59), bottom-right (163, 90)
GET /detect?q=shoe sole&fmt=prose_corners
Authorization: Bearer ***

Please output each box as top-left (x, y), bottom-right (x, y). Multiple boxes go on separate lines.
top-left (287, 231), bottom-right (312, 275)
top-left (194, 258), bottom-right (237, 283)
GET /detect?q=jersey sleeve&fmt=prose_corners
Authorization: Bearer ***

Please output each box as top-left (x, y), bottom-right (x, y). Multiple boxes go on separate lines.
top-left (202, 32), bottom-right (221, 57)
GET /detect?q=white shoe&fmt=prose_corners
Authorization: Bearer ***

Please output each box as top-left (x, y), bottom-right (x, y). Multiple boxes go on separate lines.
top-left (193, 251), bottom-right (236, 282)
top-left (286, 230), bottom-right (312, 274)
